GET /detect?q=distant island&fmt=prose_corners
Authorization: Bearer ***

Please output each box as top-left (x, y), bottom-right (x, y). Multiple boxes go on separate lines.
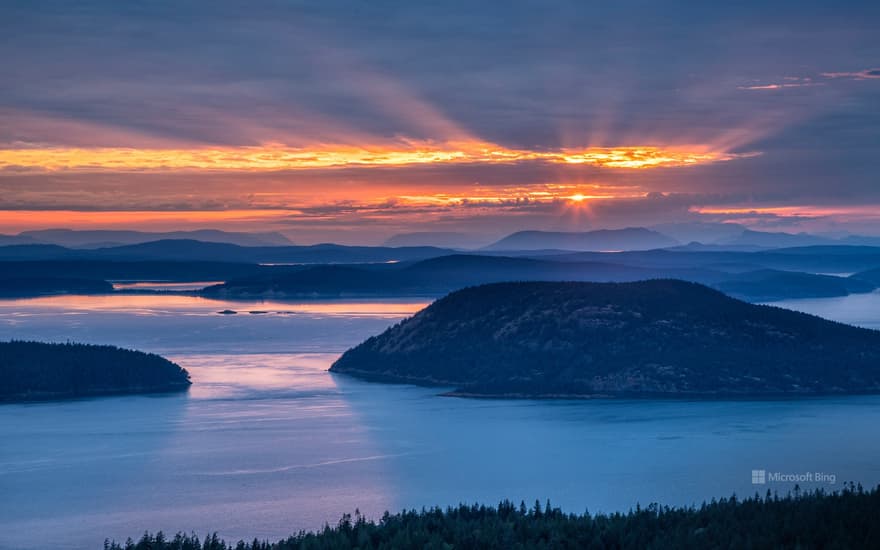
top-left (3, 236), bottom-right (880, 301)
top-left (0, 341), bottom-right (191, 402)
top-left (201, 254), bottom-right (877, 302)
top-left (0, 277), bottom-right (112, 297)
top-left (331, 280), bottom-right (880, 398)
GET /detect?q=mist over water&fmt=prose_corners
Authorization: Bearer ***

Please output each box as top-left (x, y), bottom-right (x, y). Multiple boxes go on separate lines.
top-left (2, 294), bottom-right (880, 549)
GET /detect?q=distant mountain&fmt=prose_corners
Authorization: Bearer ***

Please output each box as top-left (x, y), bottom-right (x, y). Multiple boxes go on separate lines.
top-left (719, 230), bottom-right (836, 248)
top-left (18, 228), bottom-right (293, 248)
top-left (768, 245), bottom-right (880, 256)
top-left (0, 234), bottom-right (41, 246)
top-left (330, 280), bottom-right (880, 397)
top-left (0, 341), bottom-right (191, 402)
top-left (6, 238), bottom-right (880, 275)
top-left (4, 243), bottom-right (880, 300)
top-left (540, 246), bottom-right (880, 273)
top-left (90, 239), bottom-right (260, 261)
top-left (851, 267), bottom-right (880, 286)
top-left (650, 222), bottom-right (747, 244)
top-left (87, 240), bottom-right (456, 264)
top-left (1, 260), bottom-right (268, 283)
top-left (666, 242), bottom-right (768, 252)
top-left (202, 254), bottom-right (874, 301)
top-left (383, 232), bottom-right (494, 249)
top-left (0, 240), bottom-right (458, 264)
top-left (659, 227), bottom-right (880, 249)
top-left (839, 235), bottom-right (880, 247)
top-left (714, 270), bottom-right (874, 302)
top-left (485, 228), bottom-right (678, 251)
top-left (0, 244), bottom-right (79, 260)
top-left (202, 255), bottom-right (674, 298)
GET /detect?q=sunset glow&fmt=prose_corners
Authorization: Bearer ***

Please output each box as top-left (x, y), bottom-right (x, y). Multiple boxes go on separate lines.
top-left (4, 3), bottom-right (880, 547)
top-left (0, 143), bottom-right (745, 172)
top-left (0, 1), bottom-right (877, 241)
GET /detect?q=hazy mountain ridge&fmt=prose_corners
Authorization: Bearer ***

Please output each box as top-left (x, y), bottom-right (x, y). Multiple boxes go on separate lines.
top-left (202, 255), bottom-right (677, 298)
top-left (16, 228), bottom-right (294, 248)
top-left (484, 227), bottom-right (679, 251)
top-left (718, 230), bottom-right (880, 249)
top-left (3, 239), bottom-right (880, 300)
top-left (0, 260), bottom-right (267, 282)
top-left (203, 254), bottom-right (876, 301)
top-left (714, 270), bottom-right (875, 302)
top-left (542, 246), bottom-right (880, 273)
top-left (852, 267), bottom-right (880, 286)
top-left (0, 240), bottom-right (458, 264)
top-left (383, 231), bottom-right (494, 249)
top-left (331, 280), bottom-right (880, 397)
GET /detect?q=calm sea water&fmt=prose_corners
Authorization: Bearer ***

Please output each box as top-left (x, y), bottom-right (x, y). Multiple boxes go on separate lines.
top-left (2, 292), bottom-right (880, 549)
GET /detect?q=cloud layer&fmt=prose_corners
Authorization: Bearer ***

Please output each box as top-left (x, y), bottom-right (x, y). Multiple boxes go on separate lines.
top-left (1, 0), bottom-right (878, 241)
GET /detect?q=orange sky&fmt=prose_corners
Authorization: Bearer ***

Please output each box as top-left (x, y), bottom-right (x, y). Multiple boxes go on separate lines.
top-left (2, 1), bottom-right (879, 243)
top-left (0, 142), bottom-right (745, 172)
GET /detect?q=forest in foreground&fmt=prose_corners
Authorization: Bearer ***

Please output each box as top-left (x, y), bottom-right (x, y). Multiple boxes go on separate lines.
top-left (107, 485), bottom-right (879, 550)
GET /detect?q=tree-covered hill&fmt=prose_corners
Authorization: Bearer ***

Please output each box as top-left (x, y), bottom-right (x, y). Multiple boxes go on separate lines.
top-left (330, 280), bottom-right (880, 397)
top-left (107, 485), bottom-right (880, 550)
top-left (0, 341), bottom-right (191, 402)
top-left (0, 276), bottom-right (113, 296)
top-left (201, 254), bottom-right (875, 301)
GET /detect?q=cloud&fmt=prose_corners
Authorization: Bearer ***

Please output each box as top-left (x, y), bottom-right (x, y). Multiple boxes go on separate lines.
top-left (0, 1), bottom-right (878, 240)
top-left (740, 68), bottom-right (880, 91)
top-left (0, 142), bottom-right (753, 173)
top-left (737, 80), bottom-right (824, 91)
top-left (821, 68), bottom-right (880, 80)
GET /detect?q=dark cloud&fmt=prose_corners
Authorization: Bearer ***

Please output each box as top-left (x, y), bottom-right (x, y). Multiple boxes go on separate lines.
top-left (3, 0), bottom-right (877, 146)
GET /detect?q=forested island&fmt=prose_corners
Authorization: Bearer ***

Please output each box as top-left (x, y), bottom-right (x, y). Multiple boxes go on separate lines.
top-left (200, 254), bottom-right (876, 302)
top-left (331, 280), bottom-right (880, 397)
top-left (3, 241), bottom-right (880, 301)
top-left (108, 485), bottom-right (880, 549)
top-left (0, 341), bottom-right (191, 402)
top-left (0, 276), bottom-right (112, 297)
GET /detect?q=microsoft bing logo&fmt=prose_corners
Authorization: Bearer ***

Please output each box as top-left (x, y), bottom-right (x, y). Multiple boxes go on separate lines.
top-left (752, 469), bottom-right (766, 484)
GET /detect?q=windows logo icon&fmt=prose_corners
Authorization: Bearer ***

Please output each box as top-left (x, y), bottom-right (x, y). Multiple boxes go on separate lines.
top-left (752, 469), bottom-right (766, 484)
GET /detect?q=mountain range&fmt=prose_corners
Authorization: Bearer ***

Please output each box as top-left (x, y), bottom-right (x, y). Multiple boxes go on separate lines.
top-left (383, 232), bottom-right (496, 249)
top-left (201, 253), bottom-right (877, 302)
top-left (5, 226), bottom-right (880, 253)
top-left (4, 227), bottom-right (880, 301)
top-left (483, 227), bottom-right (679, 251)
top-left (1, 229), bottom-right (293, 248)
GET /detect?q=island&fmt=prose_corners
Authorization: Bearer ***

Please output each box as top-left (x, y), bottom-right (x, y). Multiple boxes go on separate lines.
top-left (330, 280), bottom-right (880, 397)
top-left (200, 254), bottom-right (877, 302)
top-left (0, 276), bottom-right (113, 297)
top-left (0, 341), bottom-right (191, 402)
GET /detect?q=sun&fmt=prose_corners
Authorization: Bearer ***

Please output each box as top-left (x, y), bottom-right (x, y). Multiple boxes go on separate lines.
top-left (569, 193), bottom-right (587, 202)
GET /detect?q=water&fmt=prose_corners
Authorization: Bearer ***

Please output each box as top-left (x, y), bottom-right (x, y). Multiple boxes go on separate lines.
top-left (765, 289), bottom-right (880, 331)
top-left (2, 293), bottom-right (880, 549)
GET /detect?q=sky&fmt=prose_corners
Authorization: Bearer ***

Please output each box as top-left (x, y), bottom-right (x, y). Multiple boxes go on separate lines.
top-left (1, 0), bottom-right (878, 244)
